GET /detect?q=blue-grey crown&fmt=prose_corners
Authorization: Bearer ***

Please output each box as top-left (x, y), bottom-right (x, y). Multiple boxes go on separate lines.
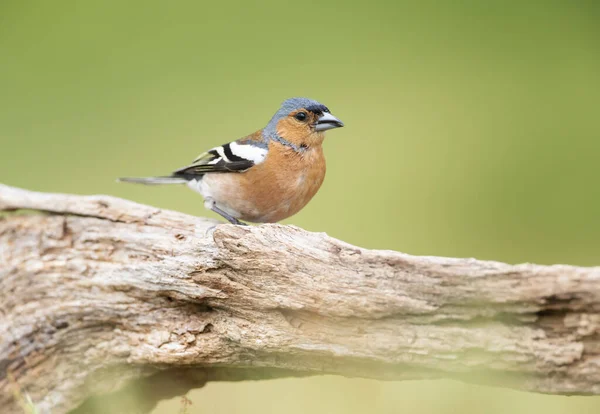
top-left (263, 97), bottom-right (329, 140)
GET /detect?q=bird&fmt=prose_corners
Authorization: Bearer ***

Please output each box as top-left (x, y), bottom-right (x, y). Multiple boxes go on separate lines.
top-left (118, 97), bottom-right (344, 225)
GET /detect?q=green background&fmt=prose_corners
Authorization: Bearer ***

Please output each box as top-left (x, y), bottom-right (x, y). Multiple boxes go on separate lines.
top-left (1, 1), bottom-right (599, 413)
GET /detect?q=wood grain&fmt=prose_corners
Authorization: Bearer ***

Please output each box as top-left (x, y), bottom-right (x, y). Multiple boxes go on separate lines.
top-left (1, 184), bottom-right (600, 413)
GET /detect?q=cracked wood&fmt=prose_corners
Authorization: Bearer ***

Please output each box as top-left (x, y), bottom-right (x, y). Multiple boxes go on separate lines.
top-left (1, 184), bottom-right (600, 414)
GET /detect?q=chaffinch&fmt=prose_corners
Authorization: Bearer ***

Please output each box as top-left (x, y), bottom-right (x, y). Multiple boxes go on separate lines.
top-left (119, 97), bottom-right (344, 225)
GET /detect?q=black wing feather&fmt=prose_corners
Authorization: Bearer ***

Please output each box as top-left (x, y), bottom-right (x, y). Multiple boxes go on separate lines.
top-left (174, 159), bottom-right (254, 176)
top-left (172, 142), bottom-right (261, 178)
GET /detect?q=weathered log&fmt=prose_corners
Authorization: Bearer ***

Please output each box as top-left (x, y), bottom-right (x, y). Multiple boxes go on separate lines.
top-left (1, 184), bottom-right (599, 413)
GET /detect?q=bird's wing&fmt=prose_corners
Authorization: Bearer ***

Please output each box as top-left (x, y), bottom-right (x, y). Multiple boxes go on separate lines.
top-left (173, 138), bottom-right (268, 177)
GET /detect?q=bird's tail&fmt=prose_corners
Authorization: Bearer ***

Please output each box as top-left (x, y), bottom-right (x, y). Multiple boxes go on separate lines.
top-left (117, 176), bottom-right (188, 185)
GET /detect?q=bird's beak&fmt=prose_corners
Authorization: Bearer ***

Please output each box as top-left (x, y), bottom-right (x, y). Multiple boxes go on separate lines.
top-left (315, 112), bottom-right (344, 132)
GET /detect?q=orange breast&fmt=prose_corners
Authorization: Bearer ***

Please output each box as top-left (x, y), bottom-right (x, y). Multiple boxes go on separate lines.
top-left (205, 142), bottom-right (326, 223)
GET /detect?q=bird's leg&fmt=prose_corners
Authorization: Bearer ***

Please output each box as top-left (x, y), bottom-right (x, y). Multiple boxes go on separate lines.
top-left (211, 205), bottom-right (247, 226)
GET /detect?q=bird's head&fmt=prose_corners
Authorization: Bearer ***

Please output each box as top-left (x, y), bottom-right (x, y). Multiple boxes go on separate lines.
top-left (263, 97), bottom-right (344, 148)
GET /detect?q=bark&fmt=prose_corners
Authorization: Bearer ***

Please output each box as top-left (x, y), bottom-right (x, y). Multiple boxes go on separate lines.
top-left (1, 184), bottom-right (600, 413)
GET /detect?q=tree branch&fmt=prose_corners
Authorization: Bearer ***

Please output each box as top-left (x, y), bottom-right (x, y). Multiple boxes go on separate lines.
top-left (1, 184), bottom-right (600, 413)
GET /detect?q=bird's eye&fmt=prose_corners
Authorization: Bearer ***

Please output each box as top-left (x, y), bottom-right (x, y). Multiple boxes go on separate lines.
top-left (294, 112), bottom-right (307, 122)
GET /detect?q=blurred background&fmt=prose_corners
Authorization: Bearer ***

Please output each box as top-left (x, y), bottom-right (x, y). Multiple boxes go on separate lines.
top-left (1, 0), bottom-right (599, 413)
